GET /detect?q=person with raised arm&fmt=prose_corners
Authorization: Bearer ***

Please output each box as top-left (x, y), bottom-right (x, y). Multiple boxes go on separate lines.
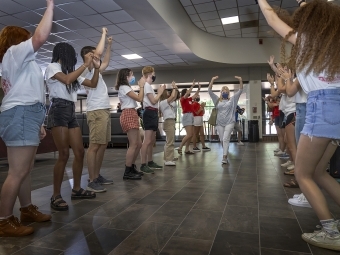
top-left (177, 80), bottom-right (200, 155)
top-left (139, 66), bottom-right (165, 174)
top-left (116, 69), bottom-right (145, 180)
top-left (0, 0), bottom-right (54, 237)
top-left (79, 28), bottom-right (114, 193)
top-left (46, 43), bottom-right (101, 211)
top-left (208, 76), bottom-right (243, 164)
top-left (159, 82), bottom-right (179, 166)
top-left (259, 0), bottom-right (340, 250)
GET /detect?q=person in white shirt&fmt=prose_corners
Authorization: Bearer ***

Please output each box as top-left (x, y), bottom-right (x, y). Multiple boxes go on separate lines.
top-left (0, 0), bottom-right (54, 237)
top-left (259, 0), bottom-right (340, 250)
top-left (139, 66), bottom-right (165, 174)
top-left (45, 42), bottom-right (101, 211)
top-left (116, 68), bottom-right (144, 180)
top-left (159, 82), bottom-right (179, 166)
top-left (79, 28), bottom-right (113, 193)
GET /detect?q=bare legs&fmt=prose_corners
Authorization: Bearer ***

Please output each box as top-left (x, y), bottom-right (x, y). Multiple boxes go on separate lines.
top-left (179, 125), bottom-right (194, 152)
top-left (126, 129), bottom-right (142, 166)
top-left (87, 143), bottom-right (107, 181)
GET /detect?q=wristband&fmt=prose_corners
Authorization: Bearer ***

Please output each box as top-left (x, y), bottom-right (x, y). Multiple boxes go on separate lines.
top-left (82, 64), bottom-right (88, 69)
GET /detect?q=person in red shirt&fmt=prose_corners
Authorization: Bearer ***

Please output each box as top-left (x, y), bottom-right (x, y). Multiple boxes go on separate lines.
top-left (192, 97), bottom-right (210, 152)
top-left (177, 80), bottom-right (200, 155)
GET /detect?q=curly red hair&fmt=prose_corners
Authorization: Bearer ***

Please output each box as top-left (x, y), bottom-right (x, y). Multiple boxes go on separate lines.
top-left (0, 26), bottom-right (30, 62)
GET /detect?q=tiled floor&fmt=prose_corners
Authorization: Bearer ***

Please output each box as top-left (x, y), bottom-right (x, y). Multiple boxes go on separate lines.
top-left (0, 142), bottom-right (340, 255)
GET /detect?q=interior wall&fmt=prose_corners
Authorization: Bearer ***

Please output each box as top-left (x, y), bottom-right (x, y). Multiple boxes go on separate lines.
top-left (102, 65), bottom-right (272, 86)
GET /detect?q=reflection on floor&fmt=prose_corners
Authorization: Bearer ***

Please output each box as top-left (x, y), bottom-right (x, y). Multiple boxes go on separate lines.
top-left (0, 142), bottom-right (339, 255)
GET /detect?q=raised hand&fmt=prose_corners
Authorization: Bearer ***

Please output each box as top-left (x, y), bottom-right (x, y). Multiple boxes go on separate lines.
top-left (138, 77), bottom-right (146, 88)
top-left (84, 52), bottom-right (94, 67)
top-left (267, 55), bottom-right (274, 66)
top-left (102, 27), bottom-right (108, 34)
top-left (171, 81), bottom-right (177, 88)
top-left (267, 73), bottom-right (275, 84)
top-left (198, 81), bottom-right (201, 89)
top-left (158, 84), bottom-right (166, 94)
top-left (211, 76), bottom-right (219, 81)
top-left (46, 0), bottom-right (54, 9)
top-left (92, 55), bottom-right (101, 69)
top-left (235, 76), bottom-right (242, 81)
top-left (107, 36), bottom-right (113, 45)
top-left (192, 79), bottom-right (196, 86)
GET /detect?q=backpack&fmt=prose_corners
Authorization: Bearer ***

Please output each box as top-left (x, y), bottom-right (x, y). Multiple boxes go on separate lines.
top-left (208, 100), bottom-right (219, 126)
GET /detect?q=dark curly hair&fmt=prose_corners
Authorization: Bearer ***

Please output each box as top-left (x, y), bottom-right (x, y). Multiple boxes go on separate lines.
top-left (115, 68), bottom-right (132, 90)
top-left (281, 0), bottom-right (340, 79)
top-left (181, 89), bottom-right (187, 98)
top-left (51, 42), bottom-right (80, 93)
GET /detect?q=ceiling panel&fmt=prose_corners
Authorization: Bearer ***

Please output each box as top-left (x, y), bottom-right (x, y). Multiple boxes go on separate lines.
top-left (199, 11), bottom-right (220, 21)
top-left (84, 0), bottom-right (122, 13)
top-left (0, 0), bottom-right (28, 14)
top-left (102, 10), bottom-right (134, 24)
top-left (194, 2), bottom-right (216, 13)
top-left (215, 0), bottom-right (238, 9)
top-left (117, 21), bottom-right (145, 32)
top-left (78, 14), bottom-right (112, 27)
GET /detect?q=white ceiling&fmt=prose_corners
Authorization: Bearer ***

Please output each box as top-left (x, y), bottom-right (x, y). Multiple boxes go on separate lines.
top-left (180, 0), bottom-right (340, 38)
top-left (0, 0), bottom-right (199, 72)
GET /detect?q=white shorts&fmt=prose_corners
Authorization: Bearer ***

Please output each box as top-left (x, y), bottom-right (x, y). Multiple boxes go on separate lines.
top-left (194, 116), bottom-right (203, 126)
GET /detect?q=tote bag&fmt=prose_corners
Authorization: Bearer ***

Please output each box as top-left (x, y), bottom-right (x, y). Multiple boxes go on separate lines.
top-left (208, 101), bottom-right (219, 126)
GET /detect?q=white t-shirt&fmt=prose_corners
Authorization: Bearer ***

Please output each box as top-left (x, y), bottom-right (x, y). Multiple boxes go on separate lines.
top-left (294, 88), bottom-right (307, 104)
top-left (297, 70), bottom-right (340, 94)
top-left (159, 99), bottom-right (175, 120)
top-left (171, 101), bottom-right (177, 115)
top-left (45, 62), bottom-right (82, 102)
top-left (1, 38), bottom-right (45, 112)
top-left (281, 94), bottom-right (296, 116)
top-left (82, 69), bottom-right (111, 111)
top-left (118, 85), bottom-right (137, 109)
top-left (143, 82), bottom-right (158, 108)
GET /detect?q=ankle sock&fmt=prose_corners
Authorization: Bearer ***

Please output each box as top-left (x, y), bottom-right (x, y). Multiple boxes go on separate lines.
top-left (321, 219), bottom-right (340, 236)
top-left (20, 203), bottom-right (32, 209)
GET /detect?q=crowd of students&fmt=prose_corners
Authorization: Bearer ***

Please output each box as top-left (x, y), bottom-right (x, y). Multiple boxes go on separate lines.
top-left (0, 0), bottom-right (340, 252)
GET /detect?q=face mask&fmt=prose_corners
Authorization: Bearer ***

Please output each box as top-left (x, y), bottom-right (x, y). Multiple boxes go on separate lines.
top-left (129, 76), bottom-right (135, 85)
top-left (195, 98), bottom-right (200, 102)
top-left (222, 93), bottom-right (229, 99)
top-left (152, 75), bottom-right (156, 82)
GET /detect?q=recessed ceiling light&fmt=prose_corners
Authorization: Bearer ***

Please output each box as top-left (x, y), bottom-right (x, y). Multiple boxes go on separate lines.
top-left (221, 16), bottom-right (239, 25)
top-left (122, 54), bottom-right (143, 60)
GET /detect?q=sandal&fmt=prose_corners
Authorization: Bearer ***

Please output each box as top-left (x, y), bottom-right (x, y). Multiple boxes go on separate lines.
top-left (51, 195), bottom-right (69, 211)
top-left (185, 151), bottom-right (195, 155)
top-left (71, 188), bottom-right (96, 200)
top-left (284, 179), bottom-right (300, 188)
top-left (284, 170), bottom-right (295, 175)
top-left (177, 148), bottom-right (182, 155)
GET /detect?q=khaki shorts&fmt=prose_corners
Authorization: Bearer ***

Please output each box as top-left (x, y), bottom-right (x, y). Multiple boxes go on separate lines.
top-left (87, 109), bottom-right (111, 144)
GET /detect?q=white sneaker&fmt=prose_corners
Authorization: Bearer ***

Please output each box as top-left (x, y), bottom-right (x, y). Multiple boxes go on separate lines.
top-left (237, 141), bottom-right (244, 146)
top-left (274, 150), bottom-right (285, 156)
top-left (281, 160), bottom-right (292, 167)
top-left (274, 148), bottom-right (280, 152)
top-left (164, 161), bottom-right (176, 166)
top-left (287, 164), bottom-right (295, 170)
top-left (221, 158), bottom-right (229, 164)
top-left (288, 194), bottom-right (311, 208)
top-left (293, 193), bottom-right (302, 199)
top-left (302, 229), bottom-right (340, 251)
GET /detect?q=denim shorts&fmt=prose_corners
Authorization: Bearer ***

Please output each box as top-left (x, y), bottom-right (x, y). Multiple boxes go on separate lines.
top-left (301, 89), bottom-right (340, 140)
top-left (182, 112), bottom-right (194, 127)
top-left (295, 103), bottom-right (306, 144)
top-left (47, 98), bottom-right (79, 130)
top-left (0, 103), bottom-right (46, 147)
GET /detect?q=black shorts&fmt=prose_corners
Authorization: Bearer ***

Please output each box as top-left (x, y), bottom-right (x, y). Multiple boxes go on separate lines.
top-left (279, 110), bottom-right (285, 128)
top-left (143, 108), bottom-right (159, 131)
top-left (274, 116), bottom-right (280, 126)
top-left (47, 98), bottom-right (79, 130)
top-left (285, 112), bottom-right (296, 127)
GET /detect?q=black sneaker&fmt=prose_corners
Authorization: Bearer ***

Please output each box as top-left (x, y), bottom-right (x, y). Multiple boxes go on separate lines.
top-left (132, 164), bottom-right (144, 176)
top-left (148, 161), bottom-right (163, 170)
top-left (123, 166), bottom-right (142, 180)
top-left (202, 147), bottom-right (211, 151)
top-left (97, 174), bottom-right (114, 185)
top-left (192, 147), bottom-right (201, 152)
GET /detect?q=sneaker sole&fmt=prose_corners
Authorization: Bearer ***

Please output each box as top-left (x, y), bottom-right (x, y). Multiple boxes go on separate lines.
top-left (86, 187), bottom-right (106, 193)
top-left (141, 171), bottom-right (155, 174)
top-left (148, 167), bottom-right (163, 170)
top-left (202, 149), bottom-right (211, 151)
top-left (302, 235), bottom-right (340, 251)
top-left (288, 200), bottom-right (312, 208)
top-left (123, 176), bottom-right (142, 180)
top-left (164, 164), bottom-right (176, 166)
top-left (98, 182), bottom-right (114, 185)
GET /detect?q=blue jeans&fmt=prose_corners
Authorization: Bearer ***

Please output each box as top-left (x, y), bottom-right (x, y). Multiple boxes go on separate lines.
top-left (295, 103), bottom-right (306, 144)
top-left (0, 103), bottom-right (46, 146)
top-left (301, 89), bottom-right (340, 140)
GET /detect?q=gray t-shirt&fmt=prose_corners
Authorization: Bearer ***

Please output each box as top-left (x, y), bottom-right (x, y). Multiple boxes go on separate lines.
top-left (208, 88), bottom-right (243, 127)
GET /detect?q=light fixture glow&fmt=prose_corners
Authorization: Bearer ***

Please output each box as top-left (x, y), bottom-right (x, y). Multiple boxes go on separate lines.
top-left (122, 54), bottom-right (143, 60)
top-left (221, 16), bottom-right (239, 25)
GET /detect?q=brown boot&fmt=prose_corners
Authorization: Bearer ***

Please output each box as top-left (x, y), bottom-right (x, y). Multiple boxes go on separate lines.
top-left (0, 215), bottom-right (34, 237)
top-left (20, 204), bottom-right (51, 222)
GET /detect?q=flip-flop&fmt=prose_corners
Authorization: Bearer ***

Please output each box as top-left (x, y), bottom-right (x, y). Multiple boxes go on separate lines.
top-left (284, 170), bottom-right (295, 175)
top-left (284, 179), bottom-right (299, 188)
